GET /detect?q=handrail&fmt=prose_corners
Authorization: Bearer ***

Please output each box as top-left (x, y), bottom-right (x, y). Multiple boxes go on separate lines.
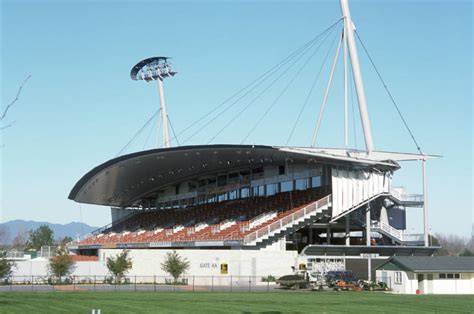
top-left (371, 221), bottom-right (424, 242)
top-left (243, 195), bottom-right (331, 244)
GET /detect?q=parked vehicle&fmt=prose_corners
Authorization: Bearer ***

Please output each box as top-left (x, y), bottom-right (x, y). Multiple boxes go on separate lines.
top-left (362, 280), bottom-right (390, 291)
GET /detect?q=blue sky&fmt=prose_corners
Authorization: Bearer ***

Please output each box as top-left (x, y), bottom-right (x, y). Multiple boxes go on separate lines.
top-left (1, 0), bottom-right (472, 237)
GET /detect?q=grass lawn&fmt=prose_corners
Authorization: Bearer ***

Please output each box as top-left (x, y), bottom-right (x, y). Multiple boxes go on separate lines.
top-left (0, 292), bottom-right (472, 313)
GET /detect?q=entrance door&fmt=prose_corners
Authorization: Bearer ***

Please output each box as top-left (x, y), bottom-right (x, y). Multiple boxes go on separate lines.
top-left (427, 274), bottom-right (433, 294)
top-left (417, 274), bottom-right (424, 294)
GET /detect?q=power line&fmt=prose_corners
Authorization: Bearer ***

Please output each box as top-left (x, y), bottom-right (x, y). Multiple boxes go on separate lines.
top-left (355, 31), bottom-right (423, 154)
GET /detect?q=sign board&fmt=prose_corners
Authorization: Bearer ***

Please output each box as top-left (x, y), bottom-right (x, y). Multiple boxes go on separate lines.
top-left (220, 263), bottom-right (228, 275)
top-left (360, 253), bottom-right (379, 259)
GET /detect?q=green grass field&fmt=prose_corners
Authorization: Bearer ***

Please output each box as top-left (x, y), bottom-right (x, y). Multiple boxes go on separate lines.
top-left (0, 292), bottom-right (472, 313)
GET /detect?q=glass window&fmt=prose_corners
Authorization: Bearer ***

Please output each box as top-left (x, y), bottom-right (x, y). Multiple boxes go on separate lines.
top-left (295, 179), bottom-right (307, 191)
top-left (395, 272), bottom-right (402, 284)
top-left (281, 181), bottom-right (293, 192)
top-left (447, 274), bottom-right (454, 279)
top-left (439, 274), bottom-right (446, 279)
top-left (454, 274), bottom-right (460, 279)
top-left (312, 176), bottom-right (321, 187)
top-left (279, 165), bottom-right (285, 175)
top-left (266, 184), bottom-right (276, 196)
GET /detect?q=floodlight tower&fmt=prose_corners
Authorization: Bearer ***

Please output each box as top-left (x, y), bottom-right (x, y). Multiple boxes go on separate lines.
top-left (130, 57), bottom-right (177, 148)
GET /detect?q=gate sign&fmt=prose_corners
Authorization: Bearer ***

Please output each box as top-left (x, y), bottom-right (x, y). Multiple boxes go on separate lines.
top-left (220, 263), bottom-right (228, 274)
top-left (360, 253), bottom-right (379, 258)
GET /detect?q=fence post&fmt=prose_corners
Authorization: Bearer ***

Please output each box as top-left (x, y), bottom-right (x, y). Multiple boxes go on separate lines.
top-left (31, 275), bottom-right (34, 292)
top-left (154, 275), bottom-right (156, 292)
top-left (9, 276), bottom-right (12, 292)
top-left (267, 279), bottom-right (270, 292)
top-left (211, 276), bottom-right (213, 292)
top-left (230, 276), bottom-right (232, 292)
top-left (52, 276), bottom-right (54, 292)
top-left (94, 275), bottom-right (96, 292)
top-left (134, 275), bottom-right (137, 292)
top-left (192, 276), bottom-right (195, 292)
top-left (248, 276), bottom-right (251, 292)
top-left (114, 276), bottom-right (117, 292)
top-left (173, 278), bottom-right (176, 292)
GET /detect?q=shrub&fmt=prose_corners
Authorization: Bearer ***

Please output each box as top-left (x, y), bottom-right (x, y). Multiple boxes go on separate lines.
top-left (161, 250), bottom-right (190, 283)
top-left (106, 250), bottom-right (133, 283)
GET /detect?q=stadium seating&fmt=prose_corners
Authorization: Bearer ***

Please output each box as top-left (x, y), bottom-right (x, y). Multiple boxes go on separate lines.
top-left (77, 186), bottom-right (330, 246)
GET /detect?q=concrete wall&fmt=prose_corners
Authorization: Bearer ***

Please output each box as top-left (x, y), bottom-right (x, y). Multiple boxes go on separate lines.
top-left (11, 258), bottom-right (108, 278)
top-left (99, 248), bottom-right (297, 280)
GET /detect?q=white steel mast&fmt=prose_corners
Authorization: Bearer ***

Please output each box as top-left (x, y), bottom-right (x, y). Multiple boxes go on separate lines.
top-left (340, 0), bottom-right (375, 152)
top-left (157, 78), bottom-right (171, 148)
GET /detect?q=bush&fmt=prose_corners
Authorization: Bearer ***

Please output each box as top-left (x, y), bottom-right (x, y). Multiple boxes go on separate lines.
top-left (161, 250), bottom-right (190, 283)
top-left (261, 275), bottom-right (276, 282)
top-left (106, 250), bottom-right (133, 283)
top-left (48, 248), bottom-right (76, 280)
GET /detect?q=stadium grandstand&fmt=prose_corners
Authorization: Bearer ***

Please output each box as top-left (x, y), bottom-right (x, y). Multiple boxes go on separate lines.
top-left (67, 0), bottom-right (440, 281)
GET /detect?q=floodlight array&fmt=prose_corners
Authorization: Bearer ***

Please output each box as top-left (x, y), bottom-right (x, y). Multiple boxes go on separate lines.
top-left (138, 60), bottom-right (176, 82)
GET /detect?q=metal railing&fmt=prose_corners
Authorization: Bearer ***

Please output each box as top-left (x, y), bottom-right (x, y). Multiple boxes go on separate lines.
top-left (243, 195), bottom-right (331, 245)
top-left (0, 275), bottom-right (279, 293)
top-left (371, 222), bottom-right (424, 243)
top-left (390, 187), bottom-right (423, 204)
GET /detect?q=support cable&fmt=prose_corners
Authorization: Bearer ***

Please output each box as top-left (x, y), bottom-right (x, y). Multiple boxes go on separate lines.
top-left (355, 31), bottom-right (423, 154)
top-left (167, 116), bottom-right (181, 146)
top-left (142, 117), bottom-right (156, 150)
top-left (285, 29), bottom-right (338, 146)
top-left (176, 19), bottom-right (342, 144)
top-left (116, 19), bottom-right (342, 153)
top-left (311, 31), bottom-right (344, 147)
top-left (116, 109), bottom-right (160, 156)
top-left (241, 25), bottom-right (341, 144)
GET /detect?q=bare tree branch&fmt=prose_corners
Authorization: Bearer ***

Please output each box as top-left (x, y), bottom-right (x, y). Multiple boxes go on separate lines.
top-left (1, 75), bottom-right (31, 120)
top-left (0, 121), bottom-right (16, 131)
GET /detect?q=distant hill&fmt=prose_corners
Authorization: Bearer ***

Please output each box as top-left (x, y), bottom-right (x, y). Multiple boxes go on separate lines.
top-left (0, 220), bottom-right (98, 244)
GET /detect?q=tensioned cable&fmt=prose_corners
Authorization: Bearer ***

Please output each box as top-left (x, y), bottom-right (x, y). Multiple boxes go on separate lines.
top-left (142, 117), bottom-right (156, 150)
top-left (185, 23), bottom-right (340, 143)
top-left (285, 28), bottom-right (339, 146)
top-left (116, 109), bottom-right (160, 156)
top-left (355, 31), bottom-right (423, 154)
top-left (167, 116), bottom-right (181, 146)
top-left (176, 19), bottom-right (343, 145)
top-left (242, 25), bottom-right (341, 145)
top-left (206, 44), bottom-right (318, 145)
top-left (116, 19), bottom-right (342, 153)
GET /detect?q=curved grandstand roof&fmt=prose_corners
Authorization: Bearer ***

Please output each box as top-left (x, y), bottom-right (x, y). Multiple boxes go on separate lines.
top-left (69, 144), bottom-right (400, 208)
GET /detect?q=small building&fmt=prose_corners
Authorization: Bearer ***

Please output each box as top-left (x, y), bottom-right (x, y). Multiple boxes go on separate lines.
top-left (376, 256), bottom-right (474, 294)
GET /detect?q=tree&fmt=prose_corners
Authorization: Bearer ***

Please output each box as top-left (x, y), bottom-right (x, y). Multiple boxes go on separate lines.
top-left (0, 251), bottom-right (14, 279)
top-left (0, 226), bottom-right (10, 248)
top-left (28, 225), bottom-right (54, 251)
top-left (459, 249), bottom-right (474, 256)
top-left (106, 250), bottom-right (133, 283)
top-left (161, 250), bottom-right (190, 283)
top-left (57, 236), bottom-right (73, 247)
top-left (48, 248), bottom-right (76, 281)
top-left (12, 228), bottom-right (27, 249)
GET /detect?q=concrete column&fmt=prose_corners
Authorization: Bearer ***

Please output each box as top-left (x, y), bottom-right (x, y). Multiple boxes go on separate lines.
top-left (366, 204), bottom-right (371, 246)
top-left (326, 225), bottom-right (331, 245)
top-left (345, 215), bottom-right (350, 246)
top-left (309, 227), bottom-right (314, 245)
